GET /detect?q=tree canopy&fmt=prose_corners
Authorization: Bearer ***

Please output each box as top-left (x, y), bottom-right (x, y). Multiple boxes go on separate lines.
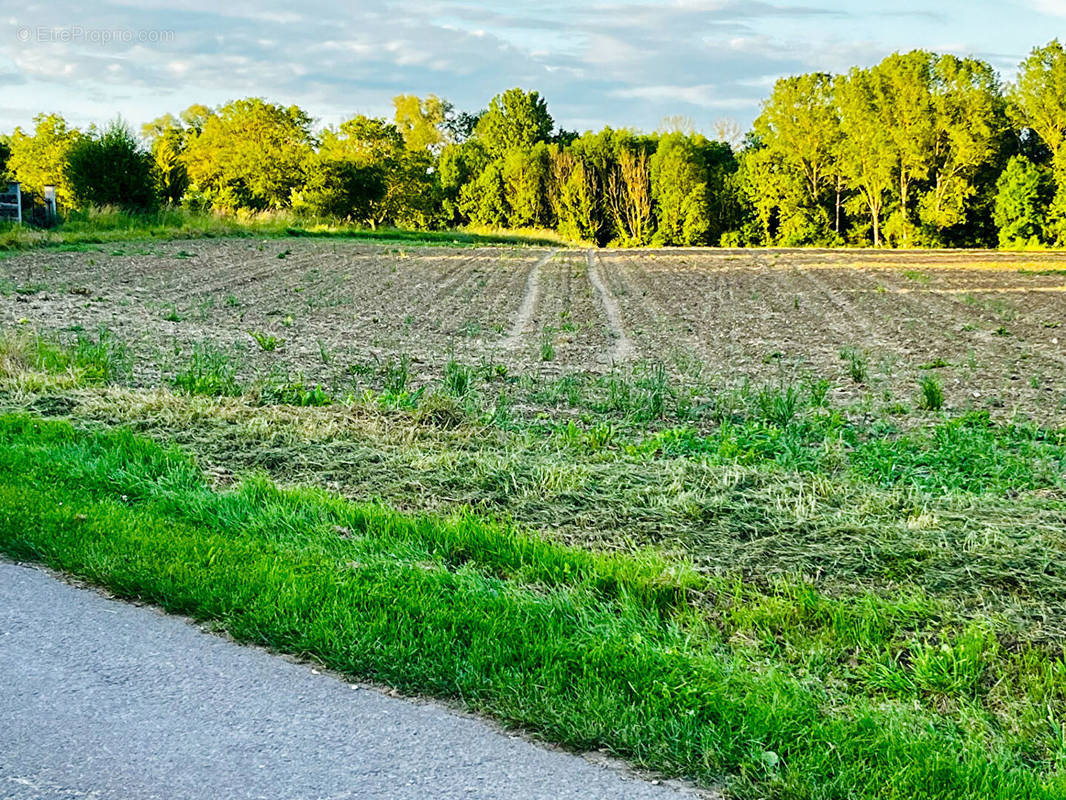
top-left (6, 42), bottom-right (1066, 250)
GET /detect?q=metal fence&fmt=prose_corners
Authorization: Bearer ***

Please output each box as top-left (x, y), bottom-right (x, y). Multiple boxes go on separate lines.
top-left (0, 182), bottom-right (60, 227)
top-left (0, 182), bottom-right (21, 225)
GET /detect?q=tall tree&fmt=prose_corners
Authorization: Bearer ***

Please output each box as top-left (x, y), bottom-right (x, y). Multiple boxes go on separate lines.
top-left (837, 69), bottom-right (895, 246)
top-left (474, 89), bottom-right (553, 158)
top-left (320, 116), bottom-right (434, 228)
top-left (0, 136), bottom-right (11, 181)
top-left (737, 144), bottom-right (783, 245)
top-left (650, 133), bottom-right (711, 246)
top-left (6, 113), bottom-right (82, 205)
top-left (180, 104), bottom-right (213, 135)
top-left (872, 51), bottom-right (936, 246)
top-left (607, 146), bottom-right (653, 246)
top-left (549, 147), bottom-right (601, 244)
top-left (993, 155), bottom-right (1053, 246)
top-left (920, 55), bottom-right (1006, 243)
top-left (392, 94), bottom-right (450, 152)
top-left (459, 161), bottom-right (508, 227)
top-left (142, 114), bottom-right (189, 204)
top-left (502, 142), bottom-right (551, 228)
top-left (438, 140), bottom-right (489, 225)
top-left (182, 98), bottom-right (312, 211)
top-left (1011, 40), bottom-right (1066, 243)
top-left (292, 152), bottom-right (385, 221)
top-left (754, 73), bottom-right (840, 213)
top-left (750, 72), bottom-right (840, 243)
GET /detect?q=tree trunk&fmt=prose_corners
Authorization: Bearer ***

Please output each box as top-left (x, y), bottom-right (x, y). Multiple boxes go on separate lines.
top-left (835, 182), bottom-right (841, 235)
top-left (899, 167), bottom-right (908, 247)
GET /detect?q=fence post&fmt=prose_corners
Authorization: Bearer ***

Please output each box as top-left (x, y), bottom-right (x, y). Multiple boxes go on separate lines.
top-left (43, 185), bottom-right (56, 226)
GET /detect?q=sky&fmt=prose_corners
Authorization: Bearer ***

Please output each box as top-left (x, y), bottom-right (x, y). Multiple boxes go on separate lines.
top-left (0, 1), bottom-right (1062, 137)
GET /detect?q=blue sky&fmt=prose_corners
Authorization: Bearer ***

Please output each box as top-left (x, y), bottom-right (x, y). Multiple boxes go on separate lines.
top-left (1, 1), bottom-right (1062, 136)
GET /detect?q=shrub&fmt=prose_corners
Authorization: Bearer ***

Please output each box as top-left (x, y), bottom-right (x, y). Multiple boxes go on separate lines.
top-left (66, 120), bottom-right (157, 211)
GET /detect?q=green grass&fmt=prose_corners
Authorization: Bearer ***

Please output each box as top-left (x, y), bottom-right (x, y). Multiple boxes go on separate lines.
top-left (839, 346), bottom-right (869, 383)
top-left (0, 207), bottom-right (569, 254)
top-left (3, 330), bottom-right (1066, 796)
top-left (171, 342), bottom-right (242, 397)
top-left (0, 413), bottom-right (1063, 800)
top-left (0, 327), bottom-right (129, 388)
top-left (248, 330), bottom-right (282, 352)
top-left (919, 375), bottom-right (945, 411)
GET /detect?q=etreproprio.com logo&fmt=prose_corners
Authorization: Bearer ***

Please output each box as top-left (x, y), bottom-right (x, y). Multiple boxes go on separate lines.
top-left (16, 26), bottom-right (176, 44)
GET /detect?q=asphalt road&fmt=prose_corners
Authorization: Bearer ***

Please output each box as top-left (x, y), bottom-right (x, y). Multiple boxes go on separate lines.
top-left (0, 562), bottom-right (704, 800)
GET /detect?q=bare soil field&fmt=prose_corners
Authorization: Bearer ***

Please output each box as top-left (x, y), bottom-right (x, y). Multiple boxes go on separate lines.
top-left (2, 239), bottom-right (1065, 423)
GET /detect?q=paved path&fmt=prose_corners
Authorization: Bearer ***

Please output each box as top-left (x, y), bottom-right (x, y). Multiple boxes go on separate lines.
top-left (0, 562), bottom-right (702, 800)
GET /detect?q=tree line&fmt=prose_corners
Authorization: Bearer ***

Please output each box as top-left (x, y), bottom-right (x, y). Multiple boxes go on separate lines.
top-left (2, 40), bottom-right (1065, 249)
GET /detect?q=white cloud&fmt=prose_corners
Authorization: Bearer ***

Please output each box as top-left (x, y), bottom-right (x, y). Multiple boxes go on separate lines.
top-left (610, 84), bottom-right (758, 109)
top-left (1029, 0), bottom-right (1066, 15)
top-left (0, 0), bottom-right (1054, 134)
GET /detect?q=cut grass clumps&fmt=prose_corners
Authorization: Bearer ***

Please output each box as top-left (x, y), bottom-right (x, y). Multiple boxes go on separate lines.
top-left (442, 359), bottom-right (476, 398)
top-left (257, 376), bottom-right (332, 407)
top-left (0, 413), bottom-right (1062, 800)
top-left (540, 327), bottom-right (556, 362)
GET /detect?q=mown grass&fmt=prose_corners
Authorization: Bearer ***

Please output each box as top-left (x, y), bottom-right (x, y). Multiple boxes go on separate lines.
top-left (0, 207), bottom-right (569, 254)
top-left (1, 414), bottom-right (1064, 799)
top-left (2, 328), bottom-right (1064, 625)
top-left (2, 328), bottom-right (1066, 796)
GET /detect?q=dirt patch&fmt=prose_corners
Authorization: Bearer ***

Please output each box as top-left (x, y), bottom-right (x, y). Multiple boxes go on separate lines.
top-left (3, 240), bottom-right (1065, 423)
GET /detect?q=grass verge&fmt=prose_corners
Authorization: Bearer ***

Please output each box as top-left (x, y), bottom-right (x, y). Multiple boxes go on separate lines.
top-left (0, 413), bottom-right (1063, 799)
top-left (0, 207), bottom-right (569, 253)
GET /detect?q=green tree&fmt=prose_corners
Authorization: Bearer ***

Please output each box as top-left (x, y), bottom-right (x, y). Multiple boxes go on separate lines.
top-left (737, 144), bottom-right (783, 245)
top-left (918, 56), bottom-right (1005, 244)
top-left (872, 51), bottom-right (936, 246)
top-left (993, 155), bottom-right (1052, 247)
top-left (650, 133), bottom-right (711, 246)
top-left (502, 143), bottom-right (551, 228)
top-left (393, 94), bottom-right (451, 152)
top-left (438, 140), bottom-right (489, 225)
top-left (702, 140), bottom-right (742, 244)
top-left (475, 89), bottom-right (553, 158)
top-left (0, 136), bottom-right (11, 181)
top-left (320, 116), bottom-right (436, 227)
top-left (459, 161), bottom-right (508, 227)
top-left (292, 153), bottom-right (385, 220)
top-left (443, 110), bottom-right (482, 143)
top-left (607, 144), bottom-right (654, 246)
top-left (179, 104), bottom-right (213, 135)
top-left (66, 119), bottom-right (157, 210)
top-left (1011, 40), bottom-right (1066, 164)
top-left (751, 72), bottom-right (840, 242)
top-left (182, 98), bottom-right (312, 211)
top-left (142, 114), bottom-right (189, 204)
top-left (7, 113), bottom-right (82, 205)
top-left (571, 128), bottom-right (634, 245)
top-left (837, 69), bottom-right (895, 246)
top-left (549, 146), bottom-right (601, 243)
top-left (1011, 41), bottom-right (1066, 243)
